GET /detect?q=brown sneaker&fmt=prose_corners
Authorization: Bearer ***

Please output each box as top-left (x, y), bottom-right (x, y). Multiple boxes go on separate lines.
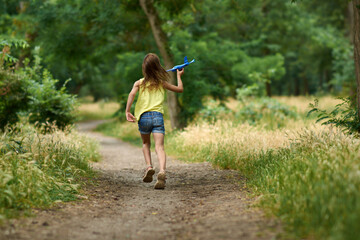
top-left (143, 166), bottom-right (155, 183)
top-left (154, 171), bottom-right (166, 189)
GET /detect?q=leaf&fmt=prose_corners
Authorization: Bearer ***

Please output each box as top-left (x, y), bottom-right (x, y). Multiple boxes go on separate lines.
top-left (307, 108), bottom-right (318, 117)
top-left (315, 116), bottom-right (329, 123)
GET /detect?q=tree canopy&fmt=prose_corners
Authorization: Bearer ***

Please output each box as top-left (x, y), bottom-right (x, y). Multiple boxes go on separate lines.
top-left (0, 0), bottom-right (356, 124)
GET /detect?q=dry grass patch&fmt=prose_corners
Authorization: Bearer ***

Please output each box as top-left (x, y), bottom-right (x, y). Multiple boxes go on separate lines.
top-left (274, 96), bottom-right (342, 114)
top-left (77, 101), bottom-right (119, 121)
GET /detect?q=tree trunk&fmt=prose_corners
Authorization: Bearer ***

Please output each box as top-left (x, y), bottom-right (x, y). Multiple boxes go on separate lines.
top-left (294, 78), bottom-right (300, 96)
top-left (139, 0), bottom-right (183, 129)
top-left (319, 71), bottom-right (324, 90)
top-left (324, 69), bottom-right (332, 91)
top-left (265, 81), bottom-right (271, 97)
top-left (348, 2), bottom-right (355, 42)
top-left (352, 1), bottom-right (360, 120)
top-left (73, 83), bottom-right (83, 95)
top-left (15, 1), bottom-right (32, 69)
top-left (304, 76), bottom-right (309, 95)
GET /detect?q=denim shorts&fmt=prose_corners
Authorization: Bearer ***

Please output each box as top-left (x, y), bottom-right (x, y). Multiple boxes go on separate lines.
top-left (138, 111), bottom-right (165, 135)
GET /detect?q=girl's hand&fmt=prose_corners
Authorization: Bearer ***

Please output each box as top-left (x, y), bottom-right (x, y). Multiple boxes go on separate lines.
top-left (126, 112), bottom-right (136, 122)
top-left (177, 68), bottom-right (184, 76)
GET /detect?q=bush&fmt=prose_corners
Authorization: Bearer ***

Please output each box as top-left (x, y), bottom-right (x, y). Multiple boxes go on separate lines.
top-left (0, 68), bottom-right (78, 131)
top-left (0, 52), bottom-right (78, 130)
top-left (235, 97), bottom-right (298, 129)
top-left (0, 69), bottom-right (29, 129)
top-left (26, 70), bottom-right (78, 130)
top-left (198, 99), bottom-right (232, 123)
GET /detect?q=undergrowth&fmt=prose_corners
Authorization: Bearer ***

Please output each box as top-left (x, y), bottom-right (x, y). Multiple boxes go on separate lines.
top-left (0, 122), bottom-right (100, 220)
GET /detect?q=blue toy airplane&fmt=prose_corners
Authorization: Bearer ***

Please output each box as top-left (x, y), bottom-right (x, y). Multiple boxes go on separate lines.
top-left (166, 56), bottom-right (195, 72)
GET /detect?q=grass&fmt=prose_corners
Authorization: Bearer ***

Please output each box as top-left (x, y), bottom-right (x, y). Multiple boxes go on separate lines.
top-left (245, 128), bottom-right (360, 240)
top-left (95, 117), bottom-right (173, 149)
top-left (274, 96), bottom-right (343, 114)
top-left (0, 121), bottom-right (100, 220)
top-left (77, 98), bottom-right (119, 122)
top-left (96, 120), bottom-right (141, 146)
top-left (166, 120), bottom-right (360, 239)
top-left (96, 95), bottom-right (360, 240)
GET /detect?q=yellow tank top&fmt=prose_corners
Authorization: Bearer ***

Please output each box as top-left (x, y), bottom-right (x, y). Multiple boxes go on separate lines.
top-left (134, 78), bottom-right (165, 121)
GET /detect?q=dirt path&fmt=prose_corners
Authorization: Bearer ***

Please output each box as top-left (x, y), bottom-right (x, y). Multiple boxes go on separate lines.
top-left (1, 121), bottom-right (281, 240)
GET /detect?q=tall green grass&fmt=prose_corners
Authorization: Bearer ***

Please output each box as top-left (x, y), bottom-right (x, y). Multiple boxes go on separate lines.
top-left (192, 127), bottom-right (360, 239)
top-left (97, 96), bottom-right (360, 239)
top-left (0, 122), bottom-right (100, 220)
top-left (163, 117), bottom-right (360, 239)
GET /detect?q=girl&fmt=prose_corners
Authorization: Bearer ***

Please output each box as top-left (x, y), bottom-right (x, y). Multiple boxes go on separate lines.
top-left (125, 53), bottom-right (184, 189)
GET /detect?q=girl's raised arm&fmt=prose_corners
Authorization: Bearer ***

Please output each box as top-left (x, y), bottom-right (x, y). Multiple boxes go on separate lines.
top-left (125, 80), bottom-right (140, 122)
top-left (163, 69), bottom-right (184, 93)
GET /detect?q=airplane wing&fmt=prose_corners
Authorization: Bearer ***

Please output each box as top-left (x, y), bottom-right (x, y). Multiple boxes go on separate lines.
top-left (166, 56), bottom-right (195, 72)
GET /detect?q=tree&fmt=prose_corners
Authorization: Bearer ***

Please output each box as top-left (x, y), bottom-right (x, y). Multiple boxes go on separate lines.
top-left (353, 0), bottom-right (360, 119)
top-left (4, 0), bottom-right (357, 119)
top-left (139, 0), bottom-right (183, 129)
top-left (291, 0), bottom-right (359, 119)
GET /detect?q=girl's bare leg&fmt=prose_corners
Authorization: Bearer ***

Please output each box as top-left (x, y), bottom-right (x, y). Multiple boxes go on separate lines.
top-left (153, 133), bottom-right (166, 172)
top-left (140, 133), bottom-right (152, 166)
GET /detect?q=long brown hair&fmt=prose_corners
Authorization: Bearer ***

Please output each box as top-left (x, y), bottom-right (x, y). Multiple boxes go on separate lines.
top-left (141, 53), bottom-right (169, 91)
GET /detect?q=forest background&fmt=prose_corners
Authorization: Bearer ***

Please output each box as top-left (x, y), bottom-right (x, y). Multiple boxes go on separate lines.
top-left (1, 0), bottom-right (357, 126)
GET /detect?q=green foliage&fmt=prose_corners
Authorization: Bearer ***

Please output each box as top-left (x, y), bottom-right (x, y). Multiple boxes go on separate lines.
top-left (0, 37), bottom-right (28, 129)
top-left (114, 51), bottom-right (145, 100)
top-left (26, 0), bottom-right (151, 98)
top-left (169, 31), bottom-right (245, 123)
top-left (330, 44), bottom-right (356, 92)
top-left (3, 0), bottom-right (353, 99)
top-left (232, 54), bottom-right (285, 95)
top-left (198, 100), bottom-right (231, 123)
top-left (0, 43), bottom-right (78, 130)
top-left (0, 121), bottom-right (99, 219)
top-left (0, 69), bottom-right (29, 129)
top-left (113, 93), bottom-right (137, 121)
top-left (235, 84), bottom-right (260, 102)
top-left (0, 37), bottom-right (29, 66)
top-left (26, 74), bottom-right (78, 131)
top-left (236, 97), bottom-right (298, 129)
top-left (308, 97), bottom-right (360, 134)
top-left (2, 0), bottom-right (356, 127)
